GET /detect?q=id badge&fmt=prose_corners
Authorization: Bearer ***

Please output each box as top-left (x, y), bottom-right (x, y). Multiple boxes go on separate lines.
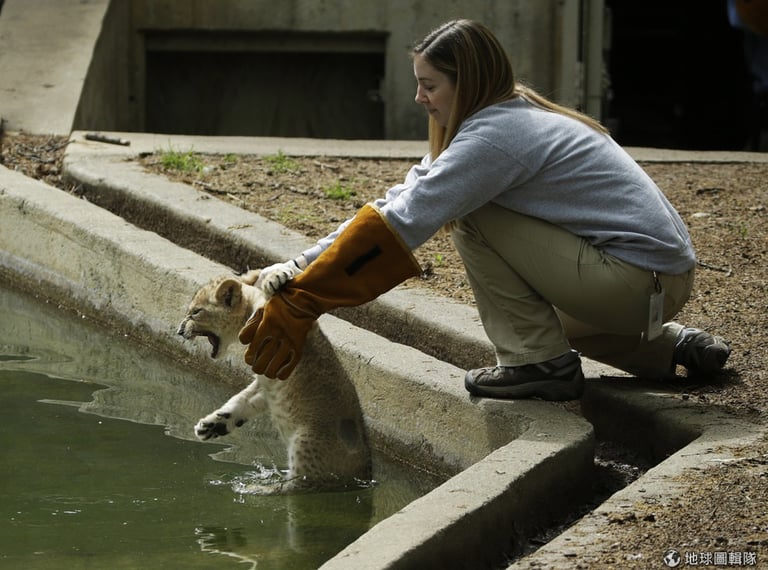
top-left (647, 272), bottom-right (664, 341)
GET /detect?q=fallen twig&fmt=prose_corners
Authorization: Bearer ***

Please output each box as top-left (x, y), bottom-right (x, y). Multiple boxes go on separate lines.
top-left (85, 132), bottom-right (130, 146)
top-left (314, 160), bottom-right (339, 171)
top-left (696, 259), bottom-right (733, 276)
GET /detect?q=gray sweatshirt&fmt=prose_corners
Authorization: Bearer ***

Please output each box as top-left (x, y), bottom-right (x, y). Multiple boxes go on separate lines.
top-left (302, 98), bottom-right (696, 275)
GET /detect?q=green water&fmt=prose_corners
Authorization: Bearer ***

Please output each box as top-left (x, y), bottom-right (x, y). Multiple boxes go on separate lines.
top-left (0, 285), bottom-right (440, 569)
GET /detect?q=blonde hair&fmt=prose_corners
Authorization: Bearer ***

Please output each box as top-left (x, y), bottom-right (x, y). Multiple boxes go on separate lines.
top-left (412, 19), bottom-right (608, 160)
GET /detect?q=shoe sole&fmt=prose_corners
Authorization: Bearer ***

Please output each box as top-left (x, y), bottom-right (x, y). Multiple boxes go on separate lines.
top-left (464, 370), bottom-right (585, 401)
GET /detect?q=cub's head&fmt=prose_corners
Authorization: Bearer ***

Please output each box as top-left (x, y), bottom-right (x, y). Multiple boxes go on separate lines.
top-left (177, 270), bottom-right (265, 358)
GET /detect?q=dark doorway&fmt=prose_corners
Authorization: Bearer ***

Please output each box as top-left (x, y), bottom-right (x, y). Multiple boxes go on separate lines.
top-left (605, 0), bottom-right (754, 150)
top-left (145, 34), bottom-right (386, 139)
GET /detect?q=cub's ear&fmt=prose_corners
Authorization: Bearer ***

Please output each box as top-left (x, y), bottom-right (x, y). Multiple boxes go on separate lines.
top-left (215, 278), bottom-right (242, 307)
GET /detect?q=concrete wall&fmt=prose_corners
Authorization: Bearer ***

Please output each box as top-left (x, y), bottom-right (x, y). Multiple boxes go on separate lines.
top-left (131, 0), bottom-right (561, 139)
top-left (0, 0), bottom-right (111, 134)
top-left (1, 0), bottom-right (566, 137)
top-left (72, 0), bottom-right (137, 132)
top-left (73, 0), bottom-right (562, 139)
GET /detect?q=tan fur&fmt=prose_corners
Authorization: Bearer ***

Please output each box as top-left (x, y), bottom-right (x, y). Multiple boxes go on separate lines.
top-left (178, 270), bottom-right (371, 493)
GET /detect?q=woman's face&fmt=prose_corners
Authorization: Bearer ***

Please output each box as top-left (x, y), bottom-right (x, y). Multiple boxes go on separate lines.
top-left (413, 54), bottom-right (456, 128)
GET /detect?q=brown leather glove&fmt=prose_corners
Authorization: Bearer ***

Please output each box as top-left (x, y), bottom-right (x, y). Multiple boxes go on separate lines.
top-left (238, 298), bottom-right (316, 380)
top-left (239, 204), bottom-right (421, 379)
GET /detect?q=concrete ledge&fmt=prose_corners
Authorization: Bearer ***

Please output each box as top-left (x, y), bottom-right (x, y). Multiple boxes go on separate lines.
top-left (509, 379), bottom-right (763, 569)
top-left (72, 131), bottom-right (430, 159)
top-left (325, 424), bottom-right (592, 570)
top-left (0, 162), bottom-right (595, 568)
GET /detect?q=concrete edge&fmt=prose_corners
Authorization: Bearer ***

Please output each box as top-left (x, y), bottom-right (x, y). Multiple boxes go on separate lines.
top-left (325, 426), bottom-right (594, 570)
top-left (65, 130), bottom-right (430, 160)
top-left (509, 379), bottom-right (764, 568)
top-left (65, 130), bottom-right (768, 162)
top-left (0, 162), bottom-right (595, 568)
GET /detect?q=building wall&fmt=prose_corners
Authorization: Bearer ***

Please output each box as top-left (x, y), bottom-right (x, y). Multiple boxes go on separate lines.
top-left (76, 0), bottom-right (563, 139)
top-left (73, 0), bottom-right (135, 133)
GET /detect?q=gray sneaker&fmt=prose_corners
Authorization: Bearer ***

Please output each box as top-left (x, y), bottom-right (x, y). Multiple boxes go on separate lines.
top-left (464, 350), bottom-right (585, 401)
top-left (673, 328), bottom-right (731, 376)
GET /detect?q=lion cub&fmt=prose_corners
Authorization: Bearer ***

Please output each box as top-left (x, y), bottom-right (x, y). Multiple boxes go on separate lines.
top-left (177, 269), bottom-right (371, 493)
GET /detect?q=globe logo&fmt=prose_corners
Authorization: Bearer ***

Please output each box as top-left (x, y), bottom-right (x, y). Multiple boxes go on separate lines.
top-left (663, 549), bottom-right (682, 568)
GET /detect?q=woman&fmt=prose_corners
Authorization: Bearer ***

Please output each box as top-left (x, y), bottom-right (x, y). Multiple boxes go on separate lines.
top-left (239, 19), bottom-right (730, 400)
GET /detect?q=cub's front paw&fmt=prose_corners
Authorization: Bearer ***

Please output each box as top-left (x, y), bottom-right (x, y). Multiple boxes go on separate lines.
top-left (194, 411), bottom-right (248, 441)
top-left (256, 258), bottom-right (305, 296)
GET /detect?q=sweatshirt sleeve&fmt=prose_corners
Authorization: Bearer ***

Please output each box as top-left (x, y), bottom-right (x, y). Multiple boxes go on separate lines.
top-left (300, 154), bottom-right (433, 264)
top-left (304, 134), bottom-right (526, 261)
top-left (378, 134), bottom-right (531, 250)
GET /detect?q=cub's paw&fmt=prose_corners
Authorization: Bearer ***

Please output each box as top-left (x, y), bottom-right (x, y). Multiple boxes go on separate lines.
top-left (194, 410), bottom-right (248, 441)
top-left (256, 259), bottom-right (304, 296)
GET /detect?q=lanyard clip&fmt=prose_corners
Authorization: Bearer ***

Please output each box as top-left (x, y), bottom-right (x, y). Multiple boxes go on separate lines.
top-left (652, 271), bottom-right (662, 294)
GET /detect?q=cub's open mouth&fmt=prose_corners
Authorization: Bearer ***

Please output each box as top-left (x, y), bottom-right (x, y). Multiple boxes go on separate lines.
top-left (201, 332), bottom-right (221, 358)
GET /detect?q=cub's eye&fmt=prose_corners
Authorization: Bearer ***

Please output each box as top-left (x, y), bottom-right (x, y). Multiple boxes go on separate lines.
top-left (192, 308), bottom-right (204, 316)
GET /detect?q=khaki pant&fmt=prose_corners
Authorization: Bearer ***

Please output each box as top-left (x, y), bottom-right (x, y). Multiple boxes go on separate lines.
top-left (451, 204), bottom-right (694, 378)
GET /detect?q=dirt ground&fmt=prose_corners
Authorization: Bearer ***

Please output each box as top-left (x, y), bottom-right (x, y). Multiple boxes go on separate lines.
top-left (2, 132), bottom-right (766, 567)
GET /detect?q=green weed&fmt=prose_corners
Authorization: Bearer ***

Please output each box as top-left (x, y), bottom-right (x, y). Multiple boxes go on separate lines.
top-left (158, 148), bottom-right (204, 173)
top-left (264, 150), bottom-right (299, 173)
top-left (323, 181), bottom-right (357, 200)
top-left (739, 223), bottom-right (749, 239)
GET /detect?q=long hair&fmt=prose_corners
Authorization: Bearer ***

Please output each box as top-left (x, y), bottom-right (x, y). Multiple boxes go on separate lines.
top-left (412, 19), bottom-right (608, 160)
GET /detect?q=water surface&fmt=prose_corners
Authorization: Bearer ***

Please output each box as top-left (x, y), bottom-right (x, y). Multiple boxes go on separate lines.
top-left (0, 285), bottom-right (439, 569)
